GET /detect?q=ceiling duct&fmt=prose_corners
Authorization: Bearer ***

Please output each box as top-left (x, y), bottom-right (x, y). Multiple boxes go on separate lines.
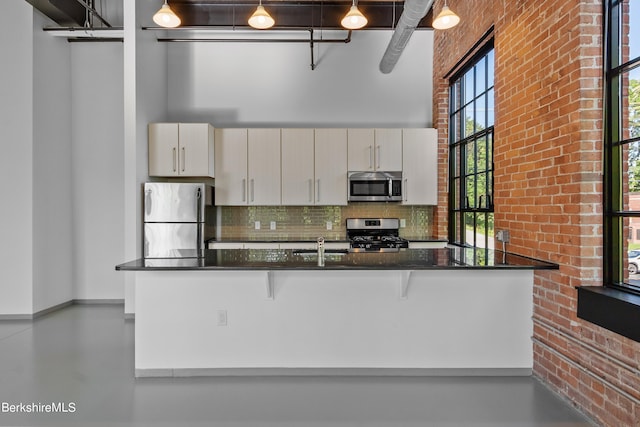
top-left (26, 0), bottom-right (113, 28)
top-left (379, 0), bottom-right (433, 74)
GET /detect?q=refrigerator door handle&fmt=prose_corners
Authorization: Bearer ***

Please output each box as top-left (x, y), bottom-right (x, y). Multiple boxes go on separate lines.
top-left (145, 188), bottom-right (152, 216)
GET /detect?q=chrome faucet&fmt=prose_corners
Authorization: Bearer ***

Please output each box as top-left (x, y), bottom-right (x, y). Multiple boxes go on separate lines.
top-left (317, 237), bottom-right (325, 267)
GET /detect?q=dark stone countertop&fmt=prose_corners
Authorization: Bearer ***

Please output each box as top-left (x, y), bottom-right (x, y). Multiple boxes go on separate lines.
top-left (207, 238), bottom-right (448, 243)
top-left (116, 247), bottom-right (558, 271)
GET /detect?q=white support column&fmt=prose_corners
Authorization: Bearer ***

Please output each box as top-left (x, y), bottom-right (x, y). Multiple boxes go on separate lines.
top-left (123, 0), bottom-right (138, 316)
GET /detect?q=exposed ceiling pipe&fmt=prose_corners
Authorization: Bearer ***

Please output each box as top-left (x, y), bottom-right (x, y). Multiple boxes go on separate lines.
top-left (26, 0), bottom-right (113, 28)
top-left (379, 0), bottom-right (434, 74)
top-left (71, 0), bottom-right (112, 27)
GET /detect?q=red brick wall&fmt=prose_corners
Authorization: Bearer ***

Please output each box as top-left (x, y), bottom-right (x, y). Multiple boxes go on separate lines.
top-left (432, 1), bottom-right (640, 425)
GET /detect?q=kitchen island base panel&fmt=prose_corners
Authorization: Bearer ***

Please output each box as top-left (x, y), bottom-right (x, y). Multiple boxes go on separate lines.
top-left (135, 270), bottom-right (534, 376)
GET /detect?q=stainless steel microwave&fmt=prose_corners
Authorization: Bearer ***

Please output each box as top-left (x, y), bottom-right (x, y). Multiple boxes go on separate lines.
top-left (348, 171), bottom-right (403, 202)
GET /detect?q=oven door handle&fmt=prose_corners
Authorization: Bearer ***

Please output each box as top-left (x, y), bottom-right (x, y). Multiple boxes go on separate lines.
top-left (388, 178), bottom-right (393, 197)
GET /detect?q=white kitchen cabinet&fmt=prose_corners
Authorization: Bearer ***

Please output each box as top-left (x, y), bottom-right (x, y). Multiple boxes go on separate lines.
top-left (347, 128), bottom-right (375, 171)
top-left (148, 123), bottom-right (214, 177)
top-left (374, 128), bottom-right (403, 171)
top-left (215, 128), bottom-right (280, 205)
top-left (314, 129), bottom-right (348, 205)
top-left (214, 128), bottom-right (248, 205)
top-left (347, 128), bottom-right (402, 172)
top-left (281, 129), bottom-right (315, 205)
top-left (402, 128), bottom-right (438, 205)
top-left (281, 128), bottom-right (347, 206)
top-left (248, 129), bottom-right (281, 205)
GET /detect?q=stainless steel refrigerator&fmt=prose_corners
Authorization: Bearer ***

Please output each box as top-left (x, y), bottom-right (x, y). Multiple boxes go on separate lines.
top-left (143, 182), bottom-right (213, 258)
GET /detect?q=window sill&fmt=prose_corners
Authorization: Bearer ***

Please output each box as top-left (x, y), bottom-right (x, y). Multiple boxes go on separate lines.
top-left (576, 286), bottom-right (640, 343)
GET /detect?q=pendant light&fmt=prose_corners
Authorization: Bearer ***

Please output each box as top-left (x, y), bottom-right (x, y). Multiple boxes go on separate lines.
top-left (341, 0), bottom-right (368, 30)
top-left (432, 0), bottom-right (460, 30)
top-left (153, 0), bottom-right (181, 28)
top-left (248, 0), bottom-right (275, 30)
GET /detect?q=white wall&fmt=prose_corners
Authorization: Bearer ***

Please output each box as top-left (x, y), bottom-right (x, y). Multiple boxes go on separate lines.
top-left (0, 1), bottom-right (35, 315)
top-left (167, 30), bottom-right (433, 127)
top-left (32, 10), bottom-right (74, 311)
top-left (1, 2), bottom-right (127, 312)
top-left (71, 42), bottom-right (125, 300)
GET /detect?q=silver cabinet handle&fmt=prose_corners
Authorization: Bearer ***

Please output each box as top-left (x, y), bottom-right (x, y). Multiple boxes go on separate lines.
top-left (308, 179), bottom-right (313, 202)
top-left (242, 178), bottom-right (246, 202)
top-left (404, 178), bottom-right (408, 202)
top-left (369, 146), bottom-right (373, 169)
top-left (196, 187), bottom-right (202, 253)
top-left (172, 147), bottom-right (177, 172)
top-left (181, 147), bottom-right (186, 172)
top-left (376, 145), bottom-right (381, 169)
top-left (316, 179), bottom-right (320, 202)
top-left (251, 179), bottom-right (255, 202)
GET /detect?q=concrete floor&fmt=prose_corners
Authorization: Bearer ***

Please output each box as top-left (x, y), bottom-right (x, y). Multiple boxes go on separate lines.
top-left (0, 304), bottom-right (594, 427)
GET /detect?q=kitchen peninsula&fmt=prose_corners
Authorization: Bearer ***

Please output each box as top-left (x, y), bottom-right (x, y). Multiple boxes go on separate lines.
top-left (117, 247), bottom-right (557, 378)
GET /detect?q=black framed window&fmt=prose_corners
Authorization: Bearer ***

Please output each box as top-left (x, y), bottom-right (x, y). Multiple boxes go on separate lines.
top-left (449, 43), bottom-right (495, 248)
top-left (604, 0), bottom-right (640, 292)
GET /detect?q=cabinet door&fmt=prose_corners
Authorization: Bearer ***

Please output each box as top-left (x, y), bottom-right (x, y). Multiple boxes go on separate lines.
top-left (214, 128), bottom-right (248, 205)
top-left (347, 128), bottom-right (374, 171)
top-left (375, 128), bottom-right (403, 171)
top-left (315, 128), bottom-right (348, 206)
top-left (281, 128), bottom-right (315, 205)
top-left (148, 123), bottom-right (179, 177)
top-left (402, 128), bottom-right (438, 205)
top-left (248, 129), bottom-right (281, 205)
top-left (178, 123), bottom-right (213, 177)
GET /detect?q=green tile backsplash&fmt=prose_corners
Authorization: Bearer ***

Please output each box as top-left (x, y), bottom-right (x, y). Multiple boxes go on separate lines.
top-left (218, 204), bottom-right (434, 240)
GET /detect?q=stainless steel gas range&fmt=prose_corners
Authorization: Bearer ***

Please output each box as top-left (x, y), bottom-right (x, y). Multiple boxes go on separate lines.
top-left (346, 218), bottom-right (409, 252)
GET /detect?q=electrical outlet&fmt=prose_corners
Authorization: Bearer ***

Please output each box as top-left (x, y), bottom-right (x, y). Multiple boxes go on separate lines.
top-left (400, 219), bottom-right (406, 228)
top-left (270, 221), bottom-right (276, 230)
top-left (217, 310), bottom-right (227, 326)
top-left (496, 230), bottom-right (510, 243)
top-left (326, 221), bottom-right (333, 230)
top-left (254, 221), bottom-right (260, 230)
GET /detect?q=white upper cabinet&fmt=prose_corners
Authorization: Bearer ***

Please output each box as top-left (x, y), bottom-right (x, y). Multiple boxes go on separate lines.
top-left (402, 128), bottom-right (438, 205)
top-left (347, 128), bottom-right (402, 171)
top-left (347, 128), bottom-right (375, 171)
top-left (374, 128), bottom-right (403, 171)
top-left (281, 128), bottom-right (347, 206)
top-left (281, 129), bottom-right (315, 205)
top-left (148, 123), bottom-right (214, 177)
top-left (248, 129), bottom-right (281, 205)
top-left (213, 127), bottom-right (436, 206)
top-left (214, 128), bottom-right (248, 205)
top-left (314, 128), bottom-right (348, 206)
